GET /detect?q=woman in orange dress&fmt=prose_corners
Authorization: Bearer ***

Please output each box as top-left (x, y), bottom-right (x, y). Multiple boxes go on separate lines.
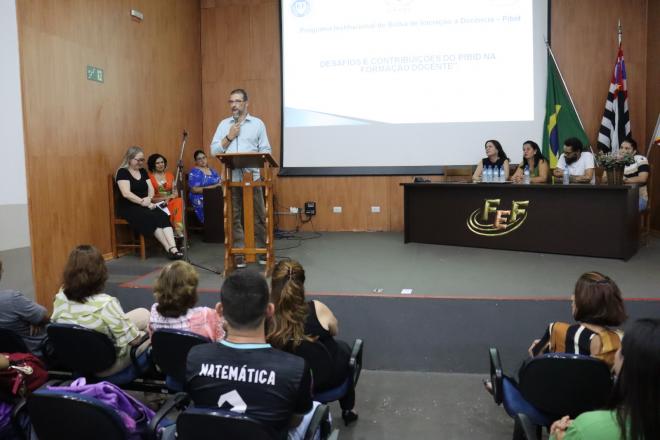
top-left (147, 154), bottom-right (183, 236)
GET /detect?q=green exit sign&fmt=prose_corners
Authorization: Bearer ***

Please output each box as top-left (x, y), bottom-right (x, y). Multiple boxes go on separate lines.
top-left (86, 65), bottom-right (104, 83)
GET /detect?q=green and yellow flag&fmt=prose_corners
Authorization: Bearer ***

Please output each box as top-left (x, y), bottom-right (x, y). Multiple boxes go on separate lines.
top-left (542, 52), bottom-right (590, 168)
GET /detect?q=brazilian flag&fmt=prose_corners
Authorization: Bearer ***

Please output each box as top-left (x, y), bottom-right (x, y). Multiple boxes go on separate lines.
top-left (542, 52), bottom-right (590, 168)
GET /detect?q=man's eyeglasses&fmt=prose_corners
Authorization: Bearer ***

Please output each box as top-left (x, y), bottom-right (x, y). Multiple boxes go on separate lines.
top-left (133, 158), bottom-right (145, 162)
top-left (228, 99), bottom-right (244, 104)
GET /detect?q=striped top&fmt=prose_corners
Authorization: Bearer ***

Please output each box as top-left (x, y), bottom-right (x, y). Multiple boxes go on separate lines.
top-left (624, 154), bottom-right (649, 201)
top-left (51, 290), bottom-right (140, 360)
top-left (536, 322), bottom-right (621, 368)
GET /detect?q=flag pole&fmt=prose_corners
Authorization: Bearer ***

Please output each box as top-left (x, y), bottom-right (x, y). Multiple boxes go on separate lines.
top-left (545, 41), bottom-right (590, 147)
top-left (617, 19), bottom-right (622, 47)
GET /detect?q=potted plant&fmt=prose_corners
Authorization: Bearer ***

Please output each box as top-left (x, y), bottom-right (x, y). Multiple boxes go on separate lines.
top-left (596, 152), bottom-right (635, 185)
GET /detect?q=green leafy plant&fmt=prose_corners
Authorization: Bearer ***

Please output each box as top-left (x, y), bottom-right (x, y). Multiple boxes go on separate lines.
top-left (595, 152), bottom-right (635, 170)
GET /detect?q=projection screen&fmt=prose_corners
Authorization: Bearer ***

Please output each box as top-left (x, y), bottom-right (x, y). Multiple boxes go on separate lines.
top-left (280, 0), bottom-right (549, 175)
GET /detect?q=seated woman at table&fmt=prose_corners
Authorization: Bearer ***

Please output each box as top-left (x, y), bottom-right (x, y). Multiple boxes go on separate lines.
top-left (602, 137), bottom-right (649, 210)
top-left (472, 139), bottom-right (510, 182)
top-left (188, 150), bottom-right (222, 224)
top-left (115, 146), bottom-right (182, 259)
top-left (511, 140), bottom-right (550, 183)
top-left (147, 153), bottom-right (184, 237)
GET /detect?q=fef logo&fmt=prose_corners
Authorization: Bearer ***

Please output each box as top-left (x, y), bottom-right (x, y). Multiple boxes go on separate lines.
top-left (291, 0), bottom-right (311, 17)
top-left (467, 199), bottom-right (530, 236)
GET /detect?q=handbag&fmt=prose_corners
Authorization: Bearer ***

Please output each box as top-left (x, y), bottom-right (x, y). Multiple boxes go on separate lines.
top-left (0, 353), bottom-right (49, 400)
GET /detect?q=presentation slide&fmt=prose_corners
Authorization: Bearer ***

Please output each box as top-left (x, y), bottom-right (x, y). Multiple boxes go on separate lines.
top-left (281, 0), bottom-right (548, 173)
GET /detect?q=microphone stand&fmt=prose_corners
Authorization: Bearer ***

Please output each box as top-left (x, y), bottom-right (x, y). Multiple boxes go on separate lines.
top-left (174, 130), bottom-right (221, 275)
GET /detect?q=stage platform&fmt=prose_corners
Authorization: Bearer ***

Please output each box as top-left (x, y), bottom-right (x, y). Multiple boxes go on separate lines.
top-left (108, 231), bottom-right (660, 373)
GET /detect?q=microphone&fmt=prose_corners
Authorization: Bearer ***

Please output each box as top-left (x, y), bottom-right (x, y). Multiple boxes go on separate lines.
top-left (232, 115), bottom-right (240, 151)
top-left (182, 130), bottom-right (188, 140)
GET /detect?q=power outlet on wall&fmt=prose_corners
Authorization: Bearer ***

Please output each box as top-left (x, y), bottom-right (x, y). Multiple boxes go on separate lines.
top-left (304, 201), bottom-right (316, 216)
top-left (333, 206), bottom-right (342, 213)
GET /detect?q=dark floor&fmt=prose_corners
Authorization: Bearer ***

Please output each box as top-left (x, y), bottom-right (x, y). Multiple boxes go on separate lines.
top-left (327, 370), bottom-right (514, 440)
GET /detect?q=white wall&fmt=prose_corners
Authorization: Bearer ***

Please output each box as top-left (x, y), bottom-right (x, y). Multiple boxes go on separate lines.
top-left (0, 0), bottom-right (30, 251)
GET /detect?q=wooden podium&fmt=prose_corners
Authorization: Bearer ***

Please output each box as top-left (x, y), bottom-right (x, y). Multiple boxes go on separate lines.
top-left (216, 152), bottom-right (278, 275)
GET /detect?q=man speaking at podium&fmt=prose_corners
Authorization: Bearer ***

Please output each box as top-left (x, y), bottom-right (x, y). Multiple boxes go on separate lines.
top-left (211, 88), bottom-right (271, 268)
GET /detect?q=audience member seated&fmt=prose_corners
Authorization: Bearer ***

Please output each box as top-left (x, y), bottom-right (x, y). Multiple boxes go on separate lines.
top-left (0, 259), bottom-right (49, 356)
top-left (147, 153), bottom-right (184, 237)
top-left (148, 261), bottom-right (224, 341)
top-left (602, 137), bottom-right (649, 210)
top-left (188, 149), bottom-right (221, 224)
top-left (549, 318), bottom-right (660, 440)
top-left (511, 140), bottom-right (550, 183)
top-left (472, 139), bottom-right (510, 182)
top-left (51, 245), bottom-right (151, 376)
top-left (528, 271), bottom-right (626, 368)
top-left (552, 137), bottom-right (595, 184)
top-left (485, 271), bottom-right (626, 395)
top-left (268, 259), bottom-right (359, 426)
top-left (115, 146), bottom-right (182, 260)
top-left (186, 269), bottom-right (319, 440)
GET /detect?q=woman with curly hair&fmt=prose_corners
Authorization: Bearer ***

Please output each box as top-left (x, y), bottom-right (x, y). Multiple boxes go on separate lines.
top-left (267, 259), bottom-right (358, 426)
top-left (149, 261), bottom-right (223, 341)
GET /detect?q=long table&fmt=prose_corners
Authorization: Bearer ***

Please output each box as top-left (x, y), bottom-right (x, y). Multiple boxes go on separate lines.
top-left (402, 182), bottom-right (640, 260)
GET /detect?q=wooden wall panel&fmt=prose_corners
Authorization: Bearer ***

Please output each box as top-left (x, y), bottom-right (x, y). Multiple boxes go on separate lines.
top-left (201, 0), bottom-right (654, 235)
top-left (18, 0), bottom-right (203, 307)
top-left (647, 0), bottom-right (660, 231)
top-left (550, 0), bottom-right (648, 148)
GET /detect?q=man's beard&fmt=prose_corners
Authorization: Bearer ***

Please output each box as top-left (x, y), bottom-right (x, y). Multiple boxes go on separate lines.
top-left (565, 155), bottom-right (578, 165)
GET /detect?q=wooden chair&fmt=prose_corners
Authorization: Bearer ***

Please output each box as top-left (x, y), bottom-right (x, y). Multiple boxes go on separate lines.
top-left (108, 174), bottom-right (146, 259)
top-left (444, 165), bottom-right (475, 182)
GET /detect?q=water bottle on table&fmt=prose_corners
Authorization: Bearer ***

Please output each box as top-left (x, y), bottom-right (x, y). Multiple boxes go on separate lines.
top-left (562, 168), bottom-right (570, 185)
top-left (523, 166), bottom-right (530, 184)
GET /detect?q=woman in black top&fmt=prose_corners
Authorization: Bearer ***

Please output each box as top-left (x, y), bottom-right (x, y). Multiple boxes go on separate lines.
top-left (115, 146), bottom-right (182, 259)
top-left (472, 139), bottom-right (510, 182)
top-left (267, 259), bottom-right (358, 426)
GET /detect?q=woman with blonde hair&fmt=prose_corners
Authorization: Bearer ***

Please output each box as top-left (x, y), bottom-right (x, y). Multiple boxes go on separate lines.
top-left (268, 259), bottom-right (358, 426)
top-left (149, 261), bottom-right (223, 341)
top-left (115, 146), bottom-right (182, 259)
